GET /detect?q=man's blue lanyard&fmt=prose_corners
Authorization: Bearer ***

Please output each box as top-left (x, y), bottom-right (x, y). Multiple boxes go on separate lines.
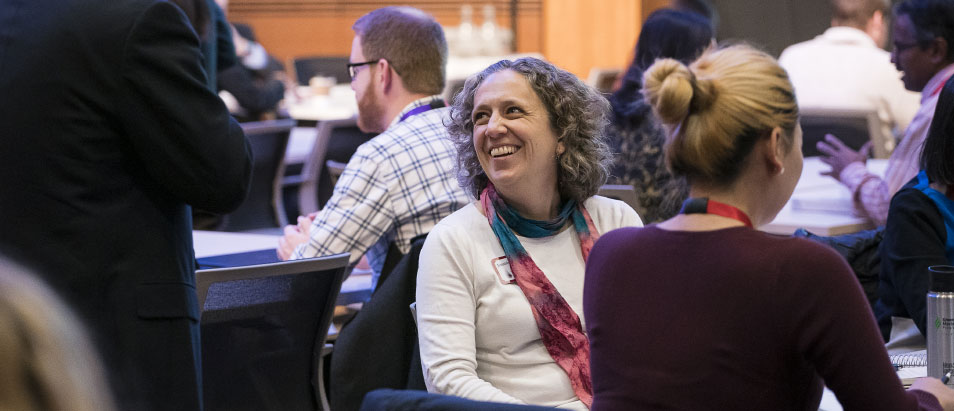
top-left (398, 99), bottom-right (445, 123)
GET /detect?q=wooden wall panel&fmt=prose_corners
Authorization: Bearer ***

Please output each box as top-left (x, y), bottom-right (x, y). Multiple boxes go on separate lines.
top-left (542, 0), bottom-right (641, 78)
top-left (226, 0), bottom-right (543, 65)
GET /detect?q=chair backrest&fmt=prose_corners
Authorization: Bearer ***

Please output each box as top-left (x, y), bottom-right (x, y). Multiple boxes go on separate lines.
top-left (326, 160), bottom-right (347, 187)
top-left (294, 117), bottom-right (373, 214)
top-left (597, 184), bottom-right (640, 213)
top-left (197, 253), bottom-right (349, 411)
top-left (586, 67), bottom-right (622, 94)
top-left (330, 235), bottom-right (428, 411)
top-left (799, 107), bottom-right (889, 159)
top-left (293, 56), bottom-right (351, 86)
top-left (360, 389), bottom-right (555, 411)
top-left (224, 119), bottom-right (295, 231)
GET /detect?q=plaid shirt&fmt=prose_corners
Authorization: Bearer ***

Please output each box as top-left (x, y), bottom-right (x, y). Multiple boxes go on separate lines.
top-left (292, 97), bottom-right (470, 285)
top-left (838, 64), bottom-right (954, 226)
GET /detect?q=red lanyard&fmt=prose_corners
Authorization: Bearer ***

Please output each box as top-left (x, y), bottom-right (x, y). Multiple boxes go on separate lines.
top-left (679, 197), bottom-right (753, 228)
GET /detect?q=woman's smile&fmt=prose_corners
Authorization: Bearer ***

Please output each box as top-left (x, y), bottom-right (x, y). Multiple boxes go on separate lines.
top-left (490, 145), bottom-right (520, 158)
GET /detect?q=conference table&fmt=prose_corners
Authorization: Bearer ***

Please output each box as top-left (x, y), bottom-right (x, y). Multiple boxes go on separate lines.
top-left (761, 157), bottom-right (888, 236)
top-left (192, 230), bottom-right (372, 305)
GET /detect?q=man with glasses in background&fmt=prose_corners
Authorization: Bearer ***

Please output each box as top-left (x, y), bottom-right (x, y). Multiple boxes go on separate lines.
top-left (815, 0), bottom-right (954, 226)
top-left (779, 0), bottom-right (919, 165)
top-left (277, 6), bottom-right (468, 288)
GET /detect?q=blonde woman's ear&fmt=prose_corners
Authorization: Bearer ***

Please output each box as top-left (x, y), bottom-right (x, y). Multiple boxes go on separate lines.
top-left (767, 127), bottom-right (786, 175)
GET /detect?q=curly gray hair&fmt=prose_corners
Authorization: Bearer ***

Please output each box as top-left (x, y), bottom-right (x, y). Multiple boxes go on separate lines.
top-left (446, 57), bottom-right (613, 203)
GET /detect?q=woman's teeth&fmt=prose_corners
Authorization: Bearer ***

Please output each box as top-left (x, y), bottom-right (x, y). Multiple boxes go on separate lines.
top-left (490, 146), bottom-right (516, 157)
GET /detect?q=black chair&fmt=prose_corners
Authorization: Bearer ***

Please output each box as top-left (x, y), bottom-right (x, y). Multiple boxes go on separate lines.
top-left (197, 253), bottom-right (350, 411)
top-left (326, 159), bottom-right (347, 187)
top-left (360, 389), bottom-right (555, 411)
top-left (284, 118), bottom-right (375, 215)
top-left (223, 119), bottom-right (295, 232)
top-left (330, 235), bottom-right (428, 411)
top-left (597, 184), bottom-right (641, 213)
top-left (292, 56), bottom-right (351, 86)
top-left (800, 107), bottom-right (889, 159)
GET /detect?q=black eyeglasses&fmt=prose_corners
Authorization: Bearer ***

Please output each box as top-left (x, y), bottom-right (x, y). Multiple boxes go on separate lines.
top-left (893, 41), bottom-right (922, 54)
top-left (347, 60), bottom-right (378, 80)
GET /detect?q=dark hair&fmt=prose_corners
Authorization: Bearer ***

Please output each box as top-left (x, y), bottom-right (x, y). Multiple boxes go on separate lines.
top-left (610, 9), bottom-right (713, 128)
top-left (895, 0), bottom-right (954, 62)
top-left (447, 58), bottom-right (613, 202)
top-left (672, 0), bottom-right (719, 30)
top-left (921, 75), bottom-right (954, 184)
top-left (168, 0), bottom-right (211, 41)
top-left (353, 7), bottom-right (448, 95)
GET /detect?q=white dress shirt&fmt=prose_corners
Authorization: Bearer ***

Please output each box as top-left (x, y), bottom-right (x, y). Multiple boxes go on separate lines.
top-left (779, 26), bottom-right (920, 144)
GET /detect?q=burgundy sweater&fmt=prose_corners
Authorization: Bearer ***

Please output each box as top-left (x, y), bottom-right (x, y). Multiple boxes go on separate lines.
top-left (584, 226), bottom-right (941, 411)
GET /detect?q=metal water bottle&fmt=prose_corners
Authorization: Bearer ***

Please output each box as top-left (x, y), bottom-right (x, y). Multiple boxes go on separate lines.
top-left (927, 265), bottom-right (954, 384)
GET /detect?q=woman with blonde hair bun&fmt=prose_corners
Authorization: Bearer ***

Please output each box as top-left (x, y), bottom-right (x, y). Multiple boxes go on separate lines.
top-left (583, 44), bottom-right (954, 410)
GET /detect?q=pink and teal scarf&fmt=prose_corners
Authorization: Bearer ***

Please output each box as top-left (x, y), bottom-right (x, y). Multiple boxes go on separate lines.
top-left (480, 182), bottom-right (598, 407)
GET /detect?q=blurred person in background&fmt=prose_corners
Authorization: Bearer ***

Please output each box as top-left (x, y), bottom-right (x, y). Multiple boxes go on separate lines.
top-left (779, 0), bottom-right (920, 154)
top-left (814, 0), bottom-right (954, 226)
top-left (214, 0), bottom-right (288, 121)
top-left (604, 9), bottom-right (713, 222)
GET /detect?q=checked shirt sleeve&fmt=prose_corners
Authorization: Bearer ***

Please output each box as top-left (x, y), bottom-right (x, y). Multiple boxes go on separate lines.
top-left (291, 143), bottom-right (396, 265)
top-left (840, 161), bottom-right (890, 226)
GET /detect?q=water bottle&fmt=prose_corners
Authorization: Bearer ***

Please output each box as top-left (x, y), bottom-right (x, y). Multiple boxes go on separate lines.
top-left (927, 265), bottom-right (954, 384)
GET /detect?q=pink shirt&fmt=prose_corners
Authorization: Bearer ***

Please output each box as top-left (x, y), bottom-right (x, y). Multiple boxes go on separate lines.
top-left (838, 63), bottom-right (954, 226)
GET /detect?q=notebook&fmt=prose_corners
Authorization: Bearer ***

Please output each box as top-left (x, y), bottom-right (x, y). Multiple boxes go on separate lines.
top-left (890, 350), bottom-right (927, 387)
top-left (196, 248), bottom-right (280, 269)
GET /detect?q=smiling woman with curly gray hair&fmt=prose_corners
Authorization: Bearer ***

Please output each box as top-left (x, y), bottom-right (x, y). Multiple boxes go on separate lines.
top-left (416, 57), bottom-right (642, 408)
top-left (446, 57), bottom-right (614, 203)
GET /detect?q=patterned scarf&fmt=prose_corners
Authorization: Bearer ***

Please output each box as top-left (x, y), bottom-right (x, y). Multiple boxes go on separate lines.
top-left (480, 182), bottom-right (598, 407)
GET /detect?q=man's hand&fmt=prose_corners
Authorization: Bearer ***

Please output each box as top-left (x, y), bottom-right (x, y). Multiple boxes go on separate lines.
top-left (817, 134), bottom-right (871, 179)
top-left (277, 215), bottom-right (316, 260)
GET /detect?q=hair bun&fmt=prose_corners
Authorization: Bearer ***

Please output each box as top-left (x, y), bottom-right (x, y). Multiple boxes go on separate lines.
top-left (689, 75), bottom-right (717, 111)
top-left (642, 58), bottom-right (695, 124)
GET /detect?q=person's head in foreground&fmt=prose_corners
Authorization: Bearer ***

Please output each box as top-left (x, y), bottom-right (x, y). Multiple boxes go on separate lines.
top-left (644, 44), bottom-right (802, 224)
top-left (0, 258), bottom-right (115, 411)
top-left (581, 44), bottom-right (954, 410)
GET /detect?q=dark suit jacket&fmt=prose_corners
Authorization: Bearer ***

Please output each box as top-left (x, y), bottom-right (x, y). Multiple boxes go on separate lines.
top-left (0, 1), bottom-right (252, 410)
